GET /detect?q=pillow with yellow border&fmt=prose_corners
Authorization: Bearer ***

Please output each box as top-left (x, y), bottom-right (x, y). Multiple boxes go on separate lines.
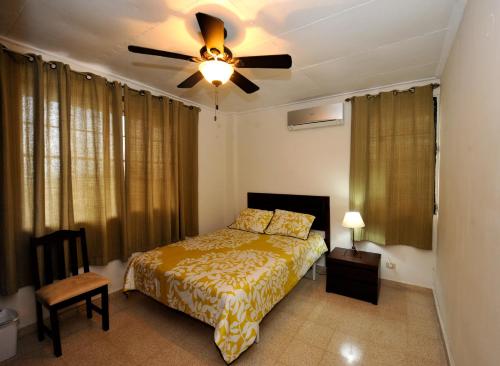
top-left (264, 209), bottom-right (315, 240)
top-left (229, 208), bottom-right (274, 234)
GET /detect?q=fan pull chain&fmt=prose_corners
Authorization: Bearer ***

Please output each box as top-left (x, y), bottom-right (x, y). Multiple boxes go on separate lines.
top-left (214, 88), bottom-right (219, 122)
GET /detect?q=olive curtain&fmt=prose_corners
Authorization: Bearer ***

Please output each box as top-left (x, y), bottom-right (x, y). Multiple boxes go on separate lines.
top-left (69, 74), bottom-right (125, 265)
top-left (0, 50), bottom-right (34, 295)
top-left (350, 85), bottom-right (435, 249)
top-left (123, 87), bottom-right (198, 255)
top-left (0, 47), bottom-right (199, 295)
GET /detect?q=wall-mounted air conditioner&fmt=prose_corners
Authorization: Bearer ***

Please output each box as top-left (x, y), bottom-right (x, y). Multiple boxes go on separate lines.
top-left (287, 102), bottom-right (344, 130)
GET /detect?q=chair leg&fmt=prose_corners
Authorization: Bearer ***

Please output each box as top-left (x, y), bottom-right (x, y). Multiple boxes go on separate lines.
top-left (35, 300), bottom-right (44, 341)
top-left (85, 297), bottom-right (93, 319)
top-left (49, 308), bottom-right (62, 357)
top-left (101, 286), bottom-right (109, 331)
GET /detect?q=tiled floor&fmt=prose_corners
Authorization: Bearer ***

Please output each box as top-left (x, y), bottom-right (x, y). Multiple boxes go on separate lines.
top-left (2, 274), bottom-right (448, 366)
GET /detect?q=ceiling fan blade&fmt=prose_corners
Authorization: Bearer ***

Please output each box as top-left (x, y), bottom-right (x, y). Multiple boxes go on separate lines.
top-left (235, 54), bottom-right (292, 69)
top-left (196, 12), bottom-right (225, 56)
top-left (230, 70), bottom-right (259, 94)
top-left (177, 71), bottom-right (204, 88)
top-left (128, 45), bottom-right (195, 62)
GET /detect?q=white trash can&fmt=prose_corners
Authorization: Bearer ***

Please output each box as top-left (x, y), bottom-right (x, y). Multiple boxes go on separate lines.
top-left (0, 308), bottom-right (19, 362)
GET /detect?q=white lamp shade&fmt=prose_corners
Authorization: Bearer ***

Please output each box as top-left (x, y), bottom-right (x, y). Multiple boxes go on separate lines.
top-left (342, 211), bottom-right (365, 229)
top-left (199, 60), bottom-right (234, 85)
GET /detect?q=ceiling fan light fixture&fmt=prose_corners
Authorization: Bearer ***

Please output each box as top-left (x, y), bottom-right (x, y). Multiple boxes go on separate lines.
top-left (199, 59), bottom-right (233, 86)
top-left (129, 12), bottom-right (291, 94)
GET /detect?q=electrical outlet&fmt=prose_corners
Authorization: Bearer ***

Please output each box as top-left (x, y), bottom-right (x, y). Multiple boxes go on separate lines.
top-left (386, 261), bottom-right (396, 270)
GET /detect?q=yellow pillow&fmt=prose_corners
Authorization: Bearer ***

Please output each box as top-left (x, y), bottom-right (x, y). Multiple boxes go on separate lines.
top-left (229, 208), bottom-right (274, 234)
top-left (264, 209), bottom-right (315, 240)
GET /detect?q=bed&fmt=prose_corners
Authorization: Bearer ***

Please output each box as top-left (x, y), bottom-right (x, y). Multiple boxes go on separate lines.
top-left (123, 192), bottom-right (330, 363)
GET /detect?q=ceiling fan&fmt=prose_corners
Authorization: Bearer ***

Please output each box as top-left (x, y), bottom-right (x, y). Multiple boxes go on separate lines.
top-left (128, 12), bottom-right (292, 94)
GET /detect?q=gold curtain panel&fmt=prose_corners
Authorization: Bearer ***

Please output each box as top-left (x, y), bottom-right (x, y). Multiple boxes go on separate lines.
top-left (123, 86), bottom-right (199, 255)
top-left (0, 47), bottom-right (199, 295)
top-left (350, 85), bottom-right (435, 249)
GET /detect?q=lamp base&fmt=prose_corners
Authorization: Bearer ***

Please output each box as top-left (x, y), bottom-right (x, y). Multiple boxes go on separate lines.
top-left (344, 244), bottom-right (362, 258)
top-left (347, 228), bottom-right (362, 258)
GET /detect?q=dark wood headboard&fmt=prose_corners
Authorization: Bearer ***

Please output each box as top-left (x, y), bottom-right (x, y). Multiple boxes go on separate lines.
top-left (247, 192), bottom-right (331, 251)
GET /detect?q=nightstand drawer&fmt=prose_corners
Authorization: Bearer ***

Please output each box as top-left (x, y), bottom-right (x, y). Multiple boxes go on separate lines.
top-left (326, 275), bottom-right (379, 304)
top-left (327, 262), bottom-right (378, 284)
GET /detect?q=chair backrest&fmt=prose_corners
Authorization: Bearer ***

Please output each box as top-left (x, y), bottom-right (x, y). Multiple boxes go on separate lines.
top-left (31, 228), bottom-right (89, 290)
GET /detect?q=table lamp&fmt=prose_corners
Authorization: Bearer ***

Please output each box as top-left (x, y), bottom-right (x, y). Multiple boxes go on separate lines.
top-left (342, 211), bottom-right (365, 255)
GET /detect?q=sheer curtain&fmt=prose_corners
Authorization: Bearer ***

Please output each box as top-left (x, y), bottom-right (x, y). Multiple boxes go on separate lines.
top-left (0, 47), bottom-right (199, 295)
top-left (350, 85), bottom-right (435, 249)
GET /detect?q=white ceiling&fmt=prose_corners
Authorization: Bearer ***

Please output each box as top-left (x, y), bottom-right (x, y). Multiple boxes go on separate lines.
top-left (1, 0), bottom-right (464, 112)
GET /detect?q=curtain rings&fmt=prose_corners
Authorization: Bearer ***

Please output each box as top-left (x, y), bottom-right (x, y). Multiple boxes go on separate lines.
top-left (24, 53), bottom-right (36, 62)
top-left (346, 84), bottom-right (436, 102)
top-left (392, 87), bottom-right (415, 96)
top-left (0, 44), bottom-right (201, 110)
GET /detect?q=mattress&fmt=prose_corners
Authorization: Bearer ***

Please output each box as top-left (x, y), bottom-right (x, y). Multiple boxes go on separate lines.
top-left (123, 228), bottom-right (327, 363)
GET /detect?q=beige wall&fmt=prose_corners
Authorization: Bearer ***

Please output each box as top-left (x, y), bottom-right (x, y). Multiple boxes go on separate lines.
top-left (233, 79), bottom-right (438, 288)
top-left (437, 1), bottom-right (500, 365)
top-left (198, 110), bottom-right (236, 234)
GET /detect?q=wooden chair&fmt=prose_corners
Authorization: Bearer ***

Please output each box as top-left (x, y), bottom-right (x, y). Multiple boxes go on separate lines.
top-left (31, 228), bottom-right (110, 357)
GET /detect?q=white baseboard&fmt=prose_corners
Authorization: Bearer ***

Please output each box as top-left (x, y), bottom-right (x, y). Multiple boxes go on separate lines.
top-left (433, 289), bottom-right (455, 366)
top-left (382, 277), bottom-right (433, 290)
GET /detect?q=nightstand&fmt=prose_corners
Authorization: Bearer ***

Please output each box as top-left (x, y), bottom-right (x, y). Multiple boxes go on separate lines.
top-left (326, 247), bottom-right (381, 304)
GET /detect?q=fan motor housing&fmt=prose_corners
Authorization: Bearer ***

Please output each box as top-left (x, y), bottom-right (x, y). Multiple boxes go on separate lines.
top-left (200, 46), bottom-right (233, 62)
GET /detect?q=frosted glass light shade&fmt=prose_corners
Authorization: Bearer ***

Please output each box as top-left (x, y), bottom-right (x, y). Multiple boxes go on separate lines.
top-left (199, 60), bottom-right (233, 85)
top-left (342, 211), bottom-right (365, 229)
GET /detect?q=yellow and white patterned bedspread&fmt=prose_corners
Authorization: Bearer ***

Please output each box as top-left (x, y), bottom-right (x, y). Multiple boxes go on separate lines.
top-left (123, 228), bottom-right (327, 363)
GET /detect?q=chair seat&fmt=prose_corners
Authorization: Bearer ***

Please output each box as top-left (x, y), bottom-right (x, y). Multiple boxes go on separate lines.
top-left (36, 272), bottom-right (110, 306)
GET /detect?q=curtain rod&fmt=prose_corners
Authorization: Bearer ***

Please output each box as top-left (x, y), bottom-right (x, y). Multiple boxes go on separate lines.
top-left (1, 44), bottom-right (199, 111)
top-left (118, 93), bottom-right (197, 109)
top-left (344, 83), bottom-right (440, 102)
